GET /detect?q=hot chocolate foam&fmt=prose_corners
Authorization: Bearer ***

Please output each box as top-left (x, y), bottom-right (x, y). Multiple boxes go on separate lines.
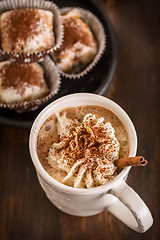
top-left (37, 105), bottom-right (129, 188)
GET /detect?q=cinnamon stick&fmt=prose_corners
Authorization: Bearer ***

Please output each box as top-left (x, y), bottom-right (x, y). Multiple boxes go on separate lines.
top-left (114, 156), bottom-right (148, 168)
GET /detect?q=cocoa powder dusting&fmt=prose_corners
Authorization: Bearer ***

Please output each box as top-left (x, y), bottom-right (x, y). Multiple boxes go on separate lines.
top-left (59, 17), bottom-right (94, 51)
top-left (1, 63), bottom-right (43, 94)
top-left (5, 9), bottom-right (42, 44)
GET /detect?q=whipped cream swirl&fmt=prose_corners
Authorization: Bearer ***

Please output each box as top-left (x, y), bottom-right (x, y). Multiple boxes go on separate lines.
top-left (47, 113), bottom-right (120, 188)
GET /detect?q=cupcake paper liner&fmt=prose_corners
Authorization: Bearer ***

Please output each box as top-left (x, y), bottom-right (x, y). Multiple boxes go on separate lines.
top-left (50, 7), bottom-right (106, 79)
top-left (0, 56), bottom-right (61, 112)
top-left (0, 0), bottom-right (63, 63)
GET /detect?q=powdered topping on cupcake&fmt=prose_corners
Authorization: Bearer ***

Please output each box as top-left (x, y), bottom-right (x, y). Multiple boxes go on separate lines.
top-left (47, 112), bottom-right (119, 188)
top-left (0, 61), bottom-right (49, 103)
top-left (0, 9), bottom-right (55, 53)
top-left (52, 9), bottom-right (97, 73)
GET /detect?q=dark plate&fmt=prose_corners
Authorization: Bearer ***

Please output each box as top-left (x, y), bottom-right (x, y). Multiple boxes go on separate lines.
top-left (0, 0), bottom-right (117, 129)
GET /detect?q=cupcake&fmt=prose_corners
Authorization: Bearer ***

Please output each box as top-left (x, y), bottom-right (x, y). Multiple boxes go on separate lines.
top-left (0, 0), bottom-right (63, 63)
top-left (0, 57), bottom-right (61, 112)
top-left (0, 61), bottom-right (49, 103)
top-left (51, 8), bottom-right (106, 78)
top-left (1, 9), bottom-right (55, 53)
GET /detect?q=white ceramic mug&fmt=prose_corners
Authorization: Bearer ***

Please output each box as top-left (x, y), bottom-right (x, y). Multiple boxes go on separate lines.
top-left (29, 93), bottom-right (153, 233)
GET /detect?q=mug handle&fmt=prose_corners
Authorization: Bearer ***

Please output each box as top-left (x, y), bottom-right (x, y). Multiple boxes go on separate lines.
top-left (107, 180), bottom-right (153, 232)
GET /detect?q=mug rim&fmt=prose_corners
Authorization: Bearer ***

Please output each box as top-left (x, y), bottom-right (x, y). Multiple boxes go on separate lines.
top-left (29, 93), bottom-right (137, 195)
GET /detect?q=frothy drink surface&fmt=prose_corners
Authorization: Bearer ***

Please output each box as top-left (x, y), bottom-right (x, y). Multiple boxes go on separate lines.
top-left (37, 105), bottom-right (129, 187)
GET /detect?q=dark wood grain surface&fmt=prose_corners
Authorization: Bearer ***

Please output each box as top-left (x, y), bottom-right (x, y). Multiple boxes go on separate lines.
top-left (0, 0), bottom-right (160, 239)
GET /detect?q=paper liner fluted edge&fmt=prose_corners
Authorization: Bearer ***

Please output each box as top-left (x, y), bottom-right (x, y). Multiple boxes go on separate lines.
top-left (0, 0), bottom-right (64, 63)
top-left (50, 7), bottom-right (106, 79)
top-left (0, 56), bottom-right (61, 112)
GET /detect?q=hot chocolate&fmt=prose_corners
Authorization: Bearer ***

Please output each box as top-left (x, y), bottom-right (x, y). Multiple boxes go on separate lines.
top-left (37, 105), bottom-right (129, 188)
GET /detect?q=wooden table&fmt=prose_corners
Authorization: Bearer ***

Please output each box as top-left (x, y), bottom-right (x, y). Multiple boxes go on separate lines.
top-left (0, 0), bottom-right (159, 239)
